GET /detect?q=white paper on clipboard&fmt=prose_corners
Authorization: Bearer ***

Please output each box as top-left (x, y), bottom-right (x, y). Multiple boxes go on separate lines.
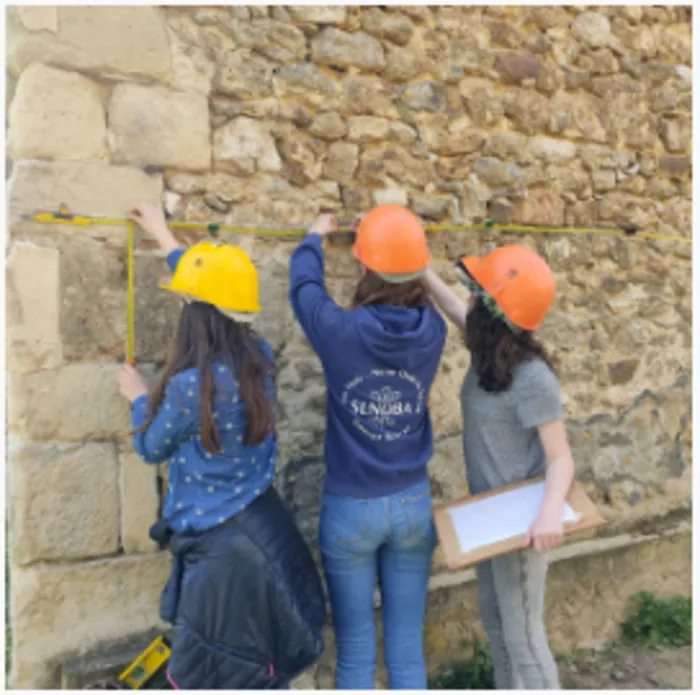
top-left (448, 481), bottom-right (582, 553)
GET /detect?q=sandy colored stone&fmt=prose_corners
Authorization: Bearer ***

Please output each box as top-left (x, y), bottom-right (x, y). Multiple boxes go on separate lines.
top-left (119, 452), bottom-right (160, 554)
top-left (10, 553), bottom-right (171, 688)
top-left (495, 50), bottom-right (541, 81)
top-left (7, 160), bottom-right (162, 226)
top-left (214, 49), bottom-right (274, 99)
top-left (504, 87), bottom-right (551, 134)
top-left (6, 241), bottom-right (62, 373)
top-left (275, 63), bottom-right (342, 109)
top-left (484, 130), bottom-right (528, 160)
top-left (361, 8), bottom-right (415, 46)
top-left (9, 442), bottom-right (120, 565)
top-left (373, 188), bottom-right (409, 207)
top-left (213, 117), bottom-right (282, 175)
top-left (529, 136), bottom-right (577, 162)
top-left (515, 187), bottom-right (565, 226)
top-left (108, 84), bottom-right (210, 171)
top-left (383, 44), bottom-right (424, 83)
top-left (657, 155), bottom-right (691, 180)
top-left (340, 76), bottom-right (396, 119)
top-left (459, 77), bottom-right (505, 127)
top-left (572, 11), bottom-right (612, 48)
top-left (347, 116), bottom-right (390, 142)
top-left (323, 142), bottom-right (359, 185)
top-left (659, 115), bottom-right (691, 153)
top-left (419, 116), bottom-right (484, 156)
top-left (288, 6), bottom-right (347, 24)
top-left (312, 28), bottom-right (385, 71)
top-left (472, 157), bottom-right (521, 187)
top-left (309, 112), bottom-right (347, 140)
top-left (8, 64), bottom-right (107, 162)
top-left (167, 29), bottom-right (215, 95)
top-left (227, 19), bottom-right (307, 64)
top-left (8, 6), bottom-right (171, 81)
top-left (399, 81), bottom-right (447, 112)
top-left (412, 194), bottom-right (453, 221)
top-left (17, 6), bottom-right (57, 32)
top-left (8, 364), bottom-right (134, 441)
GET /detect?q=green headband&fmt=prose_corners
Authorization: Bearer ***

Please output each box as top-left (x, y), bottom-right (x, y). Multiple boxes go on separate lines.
top-left (455, 263), bottom-right (524, 334)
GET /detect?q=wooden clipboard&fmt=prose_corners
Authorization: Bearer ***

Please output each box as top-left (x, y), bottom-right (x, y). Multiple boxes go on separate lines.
top-left (433, 477), bottom-right (607, 570)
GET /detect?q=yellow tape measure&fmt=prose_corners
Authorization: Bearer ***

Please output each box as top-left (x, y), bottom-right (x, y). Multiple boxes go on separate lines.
top-left (24, 206), bottom-right (691, 243)
top-left (24, 204), bottom-right (692, 364)
top-left (127, 221), bottom-right (135, 364)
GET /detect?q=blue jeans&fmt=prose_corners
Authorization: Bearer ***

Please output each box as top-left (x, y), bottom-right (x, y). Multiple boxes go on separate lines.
top-left (319, 478), bottom-right (437, 690)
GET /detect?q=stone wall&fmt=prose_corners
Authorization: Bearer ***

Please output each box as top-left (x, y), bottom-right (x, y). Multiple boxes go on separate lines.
top-left (5, 5), bottom-right (692, 689)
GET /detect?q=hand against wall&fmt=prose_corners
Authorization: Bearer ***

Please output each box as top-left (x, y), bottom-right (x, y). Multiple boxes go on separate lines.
top-left (308, 213), bottom-right (338, 237)
top-left (130, 203), bottom-right (180, 254)
top-left (350, 214), bottom-right (364, 234)
top-left (117, 362), bottom-right (149, 403)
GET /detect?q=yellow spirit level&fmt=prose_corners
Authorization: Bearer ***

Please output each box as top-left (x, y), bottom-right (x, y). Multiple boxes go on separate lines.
top-left (117, 634), bottom-right (171, 689)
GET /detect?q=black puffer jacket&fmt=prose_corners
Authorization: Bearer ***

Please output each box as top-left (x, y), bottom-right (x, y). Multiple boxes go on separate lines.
top-left (152, 487), bottom-right (326, 689)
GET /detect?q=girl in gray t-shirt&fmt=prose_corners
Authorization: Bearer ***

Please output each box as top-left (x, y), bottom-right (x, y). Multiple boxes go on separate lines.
top-left (424, 245), bottom-right (577, 690)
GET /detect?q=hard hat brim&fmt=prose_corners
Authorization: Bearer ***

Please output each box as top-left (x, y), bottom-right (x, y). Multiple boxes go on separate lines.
top-left (159, 283), bottom-right (262, 315)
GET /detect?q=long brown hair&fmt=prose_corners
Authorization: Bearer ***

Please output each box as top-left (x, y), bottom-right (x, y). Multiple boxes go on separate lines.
top-left (465, 297), bottom-right (554, 393)
top-left (351, 270), bottom-right (429, 309)
top-left (137, 301), bottom-right (275, 451)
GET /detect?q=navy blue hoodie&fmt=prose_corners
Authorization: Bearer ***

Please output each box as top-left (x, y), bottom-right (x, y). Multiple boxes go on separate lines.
top-left (289, 234), bottom-right (447, 498)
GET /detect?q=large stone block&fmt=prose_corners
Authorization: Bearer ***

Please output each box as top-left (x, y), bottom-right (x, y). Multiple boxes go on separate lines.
top-left (213, 117), bottom-right (282, 176)
top-left (8, 364), bottom-right (133, 441)
top-left (6, 241), bottom-right (62, 373)
top-left (9, 442), bottom-right (120, 565)
top-left (8, 63), bottom-right (107, 162)
top-left (10, 553), bottom-right (171, 689)
top-left (108, 84), bottom-right (210, 171)
top-left (7, 160), bottom-right (162, 227)
top-left (133, 254), bottom-right (183, 364)
top-left (16, 6), bottom-right (58, 32)
top-left (18, 237), bottom-right (176, 364)
top-left (119, 451), bottom-right (160, 554)
top-left (7, 6), bottom-right (172, 81)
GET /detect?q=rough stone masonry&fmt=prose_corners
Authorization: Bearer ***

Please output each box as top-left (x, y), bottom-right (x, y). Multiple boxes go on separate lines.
top-left (5, 5), bottom-right (692, 689)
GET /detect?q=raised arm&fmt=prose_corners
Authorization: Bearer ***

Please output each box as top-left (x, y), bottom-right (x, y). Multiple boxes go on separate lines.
top-left (423, 267), bottom-right (468, 329)
top-left (130, 203), bottom-right (181, 256)
top-left (288, 214), bottom-right (347, 360)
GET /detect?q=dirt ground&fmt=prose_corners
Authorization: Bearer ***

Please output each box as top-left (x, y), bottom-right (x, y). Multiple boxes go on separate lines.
top-left (559, 644), bottom-right (692, 690)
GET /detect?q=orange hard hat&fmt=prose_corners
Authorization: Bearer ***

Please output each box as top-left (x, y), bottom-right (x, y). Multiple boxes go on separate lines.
top-left (457, 245), bottom-right (555, 331)
top-left (352, 205), bottom-right (430, 282)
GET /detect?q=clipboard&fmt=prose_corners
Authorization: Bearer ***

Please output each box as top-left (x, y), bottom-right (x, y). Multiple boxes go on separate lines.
top-left (433, 477), bottom-right (607, 570)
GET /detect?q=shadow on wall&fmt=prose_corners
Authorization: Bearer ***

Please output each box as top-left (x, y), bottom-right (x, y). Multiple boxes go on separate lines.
top-left (276, 456), bottom-right (325, 550)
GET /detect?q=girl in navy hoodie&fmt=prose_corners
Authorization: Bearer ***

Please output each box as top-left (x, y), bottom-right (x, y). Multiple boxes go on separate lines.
top-left (289, 206), bottom-right (447, 689)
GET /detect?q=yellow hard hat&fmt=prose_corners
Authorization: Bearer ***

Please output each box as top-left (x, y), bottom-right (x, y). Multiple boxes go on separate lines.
top-left (160, 242), bottom-right (261, 318)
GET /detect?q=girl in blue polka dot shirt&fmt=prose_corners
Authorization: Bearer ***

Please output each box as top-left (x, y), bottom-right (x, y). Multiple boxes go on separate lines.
top-left (117, 206), bottom-right (277, 534)
top-left (116, 204), bottom-right (326, 689)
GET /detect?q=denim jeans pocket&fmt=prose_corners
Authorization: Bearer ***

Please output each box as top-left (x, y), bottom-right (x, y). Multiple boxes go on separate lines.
top-left (319, 494), bottom-right (371, 548)
top-left (399, 486), bottom-right (435, 540)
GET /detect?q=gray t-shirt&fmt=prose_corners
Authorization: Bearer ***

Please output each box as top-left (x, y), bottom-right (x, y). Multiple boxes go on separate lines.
top-left (460, 359), bottom-right (563, 494)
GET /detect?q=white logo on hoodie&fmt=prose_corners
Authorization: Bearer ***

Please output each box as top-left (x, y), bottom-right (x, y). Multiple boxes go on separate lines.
top-left (341, 369), bottom-right (425, 441)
